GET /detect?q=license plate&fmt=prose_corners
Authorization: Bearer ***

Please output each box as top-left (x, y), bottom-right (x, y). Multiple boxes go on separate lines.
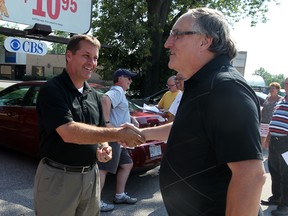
top-left (149, 145), bottom-right (162, 157)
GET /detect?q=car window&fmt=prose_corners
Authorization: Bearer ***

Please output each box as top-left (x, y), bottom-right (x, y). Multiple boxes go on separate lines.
top-left (0, 86), bottom-right (30, 106)
top-left (25, 85), bottom-right (41, 106)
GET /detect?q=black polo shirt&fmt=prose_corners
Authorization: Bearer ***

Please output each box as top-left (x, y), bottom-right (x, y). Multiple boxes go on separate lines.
top-left (159, 55), bottom-right (263, 215)
top-left (37, 70), bottom-right (105, 166)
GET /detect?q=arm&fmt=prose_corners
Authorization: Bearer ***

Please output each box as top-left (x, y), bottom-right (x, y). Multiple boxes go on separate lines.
top-left (263, 132), bottom-right (271, 149)
top-left (226, 160), bottom-right (266, 216)
top-left (56, 121), bottom-right (145, 147)
top-left (140, 122), bottom-right (172, 141)
top-left (101, 94), bottom-right (112, 123)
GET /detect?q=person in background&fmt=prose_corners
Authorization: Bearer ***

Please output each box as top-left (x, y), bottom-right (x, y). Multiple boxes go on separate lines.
top-left (126, 7), bottom-right (266, 215)
top-left (34, 35), bottom-right (145, 216)
top-left (157, 75), bottom-right (180, 114)
top-left (98, 69), bottom-right (138, 212)
top-left (260, 82), bottom-right (283, 149)
top-left (167, 73), bottom-right (185, 122)
top-left (261, 77), bottom-right (288, 216)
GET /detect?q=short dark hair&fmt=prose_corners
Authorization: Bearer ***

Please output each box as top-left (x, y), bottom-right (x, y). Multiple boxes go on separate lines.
top-left (66, 34), bottom-right (101, 55)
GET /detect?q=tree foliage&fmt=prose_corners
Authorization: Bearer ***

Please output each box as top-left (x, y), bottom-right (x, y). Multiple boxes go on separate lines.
top-left (47, 31), bottom-right (69, 54)
top-left (253, 67), bottom-right (286, 88)
top-left (91, 0), bottom-right (277, 96)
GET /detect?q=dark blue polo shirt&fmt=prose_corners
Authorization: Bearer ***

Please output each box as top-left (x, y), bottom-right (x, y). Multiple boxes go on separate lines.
top-left (37, 70), bottom-right (105, 166)
top-left (159, 55), bottom-right (263, 215)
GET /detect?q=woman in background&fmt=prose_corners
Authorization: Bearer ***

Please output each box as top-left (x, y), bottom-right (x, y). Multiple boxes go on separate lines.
top-left (261, 82), bottom-right (283, 148)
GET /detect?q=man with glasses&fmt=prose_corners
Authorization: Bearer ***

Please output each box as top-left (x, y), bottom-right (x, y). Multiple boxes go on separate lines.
top-left (127, 7), bottom-right (265, 215)
top-left (98, 69), bottom-right (138, 212)
top-left (157, 75), bottom-right (180, 115)
top-left (167, 73), bottom-right (185, 122)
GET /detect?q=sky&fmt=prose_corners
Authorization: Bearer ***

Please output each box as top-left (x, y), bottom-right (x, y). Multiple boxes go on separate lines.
top-left (231, 1), bottom-right (288, 76)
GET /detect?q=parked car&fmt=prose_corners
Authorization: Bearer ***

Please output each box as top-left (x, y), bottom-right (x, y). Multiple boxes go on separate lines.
top-left (130, 88), bottom-right (168, 107)
top-left (0, 81), bottom-right (167, 172)
top-left (255, 91), bottom-right (267, 106)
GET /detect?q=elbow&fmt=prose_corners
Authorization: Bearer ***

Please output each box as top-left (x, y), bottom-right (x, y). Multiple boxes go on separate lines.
top-left (56, 122), bottom-right (77, 143)
top-left (57, 129), bottom-right (74, 143)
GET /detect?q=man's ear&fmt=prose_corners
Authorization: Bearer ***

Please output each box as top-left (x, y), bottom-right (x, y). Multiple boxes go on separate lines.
top-left (66, 50), bottom-right (72, 62)
top-left (200, 36), bottom-right (213, 48)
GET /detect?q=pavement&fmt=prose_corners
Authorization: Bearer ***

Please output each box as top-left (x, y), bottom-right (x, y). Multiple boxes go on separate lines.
top-left (261, 148), bottom-right (277, 216)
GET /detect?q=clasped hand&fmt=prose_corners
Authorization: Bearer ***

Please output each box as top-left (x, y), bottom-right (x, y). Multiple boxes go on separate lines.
top-left (118, 123), bottom-right (145, 148)
top-left (97, 145), bottom-right (112, 163)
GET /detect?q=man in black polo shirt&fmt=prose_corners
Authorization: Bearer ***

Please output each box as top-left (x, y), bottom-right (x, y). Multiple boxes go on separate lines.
top-left (131, 8), bottom-right (266, 216)
top-left (34, 35), bottom-right (145, 216)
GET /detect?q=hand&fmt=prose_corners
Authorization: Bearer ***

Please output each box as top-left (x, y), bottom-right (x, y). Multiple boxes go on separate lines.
top-left (97, 145), bottom-right (112, 163)
top-left (117, 124), bottom-right (145, 148)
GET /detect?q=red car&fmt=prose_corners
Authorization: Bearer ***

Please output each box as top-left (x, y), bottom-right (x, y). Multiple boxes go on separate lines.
top-left (0, 81), bottom-right (167, 172)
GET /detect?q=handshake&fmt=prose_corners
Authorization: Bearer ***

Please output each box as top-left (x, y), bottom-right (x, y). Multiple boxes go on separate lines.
top-left (117, 123), bottom-right (146, 148)
top-left (97, 123), bottom-right (147, 163)
top-left (97, 122), bottom-right (170, 163)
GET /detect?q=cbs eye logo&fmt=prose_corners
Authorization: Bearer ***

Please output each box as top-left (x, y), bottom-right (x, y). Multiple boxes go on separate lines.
top-left (10, 39), bottom-right (21, 51)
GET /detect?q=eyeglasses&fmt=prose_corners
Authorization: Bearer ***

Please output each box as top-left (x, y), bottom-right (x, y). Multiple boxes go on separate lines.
top-left (166, 84), bottom-right (176, 88)
top-left (169, 30), bottom-right (199, 40)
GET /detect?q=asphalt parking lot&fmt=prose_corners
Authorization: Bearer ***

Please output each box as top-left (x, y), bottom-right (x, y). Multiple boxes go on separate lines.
top-left (0, 145), bottom-right (277, 216)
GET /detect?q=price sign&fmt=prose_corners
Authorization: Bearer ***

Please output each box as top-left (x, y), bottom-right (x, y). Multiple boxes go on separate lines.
top-left (1, 0), bottom-right (92, 34)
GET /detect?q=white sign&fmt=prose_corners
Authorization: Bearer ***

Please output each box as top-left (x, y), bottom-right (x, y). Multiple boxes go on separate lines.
top-left (260, 123), bottom-right (270, 137)
top-left (1, 0), bottom-right (92, 34)
top-left (4, 37), bottom-right (48, 56)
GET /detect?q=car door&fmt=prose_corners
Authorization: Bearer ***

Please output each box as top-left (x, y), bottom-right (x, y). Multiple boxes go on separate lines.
top-left (0, 84), bottom-right (40, 156)
top-left (19, 84), bottom-right (41, 156)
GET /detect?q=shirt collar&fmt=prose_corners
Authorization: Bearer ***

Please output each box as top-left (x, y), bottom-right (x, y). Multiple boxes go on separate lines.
top-left (185, 55), bottom-right (231, 88)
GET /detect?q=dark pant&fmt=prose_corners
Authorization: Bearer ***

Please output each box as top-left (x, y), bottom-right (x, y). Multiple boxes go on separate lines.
top-left (268, 136), bottom-right (288, 206)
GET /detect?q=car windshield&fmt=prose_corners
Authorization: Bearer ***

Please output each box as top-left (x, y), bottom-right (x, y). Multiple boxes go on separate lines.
top-left (0, 86), bottom-right (30, 106)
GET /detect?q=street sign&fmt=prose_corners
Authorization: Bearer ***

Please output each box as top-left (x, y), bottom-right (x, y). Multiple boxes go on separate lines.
top-left (4, 37), bottom-right (48, 56)
top-left (0, 0), bottom-right (92, 34)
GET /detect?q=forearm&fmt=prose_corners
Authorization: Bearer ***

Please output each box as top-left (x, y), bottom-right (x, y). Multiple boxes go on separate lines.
top-left (57, 121), bottom-right (121, 144)
top-left (226, 160), bottom-right (266, 216)
top-left (141, 122), bottom-right (172, 141)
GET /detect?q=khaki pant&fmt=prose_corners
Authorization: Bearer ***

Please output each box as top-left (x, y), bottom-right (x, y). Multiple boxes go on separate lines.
top-left (34, 158), bottom-right (100, 216)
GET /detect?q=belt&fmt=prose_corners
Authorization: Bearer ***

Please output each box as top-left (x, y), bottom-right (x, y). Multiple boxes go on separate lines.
top-left (44, 158), bottom-right (95, 173)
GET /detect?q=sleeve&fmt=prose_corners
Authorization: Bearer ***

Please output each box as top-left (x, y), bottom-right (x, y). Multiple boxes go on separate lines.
top-left (204, 81), bottom-right (263, 163)
top-left (158, 91), bottom-right (167, 108)
top-left (105, 88), bottom-right (122, 109)
top-left (168, 92), bottom-right (183, 116)
top-left (37, 84), bottom-right (72, 134)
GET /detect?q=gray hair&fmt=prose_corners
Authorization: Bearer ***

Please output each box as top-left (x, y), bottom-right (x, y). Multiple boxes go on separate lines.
top-left (187, 8), bottom-right (237, 60)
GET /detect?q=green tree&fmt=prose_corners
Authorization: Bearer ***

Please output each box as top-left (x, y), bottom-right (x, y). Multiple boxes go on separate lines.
top-left (47, 31), bottom-right (69, 54)
top-left (92, 0), bottom-right (277, 96)
top-left (253, 67), bottom-right (285, 88)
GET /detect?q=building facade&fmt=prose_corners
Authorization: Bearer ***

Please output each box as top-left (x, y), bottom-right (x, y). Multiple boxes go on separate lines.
top-left (0, 47), bottom-right (101, 81)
